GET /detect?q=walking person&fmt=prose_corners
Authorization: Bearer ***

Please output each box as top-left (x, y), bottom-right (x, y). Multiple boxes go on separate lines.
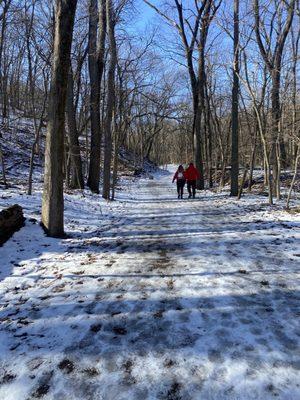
top-left (172, 165), bottom-right (186, 199)
top-left (185, 162), bottom-right (200, 199)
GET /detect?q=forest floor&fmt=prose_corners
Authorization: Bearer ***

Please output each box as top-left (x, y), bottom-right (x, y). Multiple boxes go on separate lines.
top-left (0, 167), bottom-right (300, 400)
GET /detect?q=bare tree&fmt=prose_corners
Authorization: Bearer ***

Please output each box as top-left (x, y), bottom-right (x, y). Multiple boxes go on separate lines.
top-left (66, 64), bottom-right (84, 189)
top-left (254, 0), bottom-right (296, 198)
top-left (239, 51), bottom-right (273, 205)
top-left (87, 0), bottom-right (102, 193)
top-left (230, 0), bottom-right (239, 196)
top-left (102, 0), bottom-right (117, 199)
top-left (41, 0), bottom-right (77, 237)
top-left (0, 140), bottom-right (7, 186)
top-left (144, 0), bottom-right (221, 189)
top-left (0, 0), bottom-right (12, 120)
top-left (26, 1), bottom-right (48, 195)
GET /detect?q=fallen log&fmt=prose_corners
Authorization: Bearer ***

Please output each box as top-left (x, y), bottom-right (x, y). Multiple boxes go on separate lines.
top-left (0, 204), bottom-right (25, 246)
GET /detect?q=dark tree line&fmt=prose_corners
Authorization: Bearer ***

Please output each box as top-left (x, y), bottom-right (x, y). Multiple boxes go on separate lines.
top-left (0, 0), bottom-right (299, 236)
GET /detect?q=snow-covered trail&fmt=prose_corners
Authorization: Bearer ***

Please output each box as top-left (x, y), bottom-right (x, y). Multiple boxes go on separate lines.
top-left (0, 170), bottom-right (299, 399)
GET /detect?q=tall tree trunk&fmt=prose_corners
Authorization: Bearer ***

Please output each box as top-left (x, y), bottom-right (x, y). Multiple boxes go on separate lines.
top-left (26, 3), bottom-right (42, 195)
top-left (0, 0), bottom-right (11, 121)
top-left (102, 0), bottom-right (117, 199)
top-left (248, 125), bottom-right (257, 192)
top-left (87, 0), bottom-right (101, 193)
top-left (194, 4), bottom-right (210, 191)
top-left (204, 78), bottom-right (213, 188)
top-left (66, 66), bottom-right (84, 189)
top-left (286, 147), bottom-right (299, 209)
top-left (41, 0), bottom-right (77, 237)
top-left (230, 0), bottom-right (239, 196)
top-left (291, 27), bottom-right (299, 168)
top-left (111, 113), bottom-right (119, 201)
top-left (193, 104), bottom-right (204, 189)
top-left (0, 141), bottom-right (7, 187)
top-left (271, 70), bottom-right (281, 199)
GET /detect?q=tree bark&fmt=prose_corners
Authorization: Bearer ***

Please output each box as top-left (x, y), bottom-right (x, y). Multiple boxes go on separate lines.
top-left (248, 125), bottom-right (257, 192)
top-left (87, 0), bottom-right (101, 193)
top-left (194, 0), bottom-right (213, 190)
top-left (102, 0), bottom-right (117, 199)
top-left (0, 0), bottom-right (12, 121)
top-left (27, 3), bottom-right (47, 195)
top-left (41, 0), bottom-right (77, 237)
top-left (66, 66), bottom-right (84, 189)
top-left (194, 106), bottom-right (204, 189)
top-left (230, 0), bottom-right (239, 196)
top-left (0, 140), bottom-right (7, 187)
top-left (286, 147), bottom-right (299, 209)
top-left (238, 168), bottom-right (247, 200)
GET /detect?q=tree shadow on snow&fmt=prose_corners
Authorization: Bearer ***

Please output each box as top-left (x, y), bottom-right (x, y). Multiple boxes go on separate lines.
top-left (0, 286), bottom-right (299, 398)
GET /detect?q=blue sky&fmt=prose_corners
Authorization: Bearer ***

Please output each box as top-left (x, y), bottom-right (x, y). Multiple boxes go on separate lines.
top-left (135, 0), bottom-right (158, 29)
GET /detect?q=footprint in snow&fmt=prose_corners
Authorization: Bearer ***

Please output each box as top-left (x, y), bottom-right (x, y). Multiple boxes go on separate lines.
top-left (0, 373), bottom-right (17, 385)
top-left (58, 359), bottom-right (75, 374)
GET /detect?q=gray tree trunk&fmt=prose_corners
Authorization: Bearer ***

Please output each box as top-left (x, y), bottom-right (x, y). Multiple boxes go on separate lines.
top-left (102, 0), bottom-right (117, 199)
top-left (87, 0), bottom-right (101, 193)
top-left (0, 0), bottom-right (12, 121)
top-left (41, 0), bottom-right (77, 237)
top-left (0, 141), bottom-right (7, 187)
top-left (286, 147), bottom-right (299, 209)
top-left (230, 0), bottom-right (239, 196)
top-left (193, 105), bottom-right (204, 189)
top-left (66, 66), bottom-right (84, 189)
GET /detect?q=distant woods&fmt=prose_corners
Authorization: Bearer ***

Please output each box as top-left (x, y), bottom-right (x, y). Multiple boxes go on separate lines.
top-left (0, 0), bottom-right (299, 235)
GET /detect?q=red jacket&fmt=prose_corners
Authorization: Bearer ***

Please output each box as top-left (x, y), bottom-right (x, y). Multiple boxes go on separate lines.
top-left (172, 170), bottom-right (186, 182)
top-left (185, 164), bottom-right (200, 181)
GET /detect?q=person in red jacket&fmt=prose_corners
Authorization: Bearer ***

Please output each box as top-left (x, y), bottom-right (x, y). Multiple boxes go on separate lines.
top-left (185, 162), bottom-right (200, 198)
top-left (172, 165), bottom-right (186, 199)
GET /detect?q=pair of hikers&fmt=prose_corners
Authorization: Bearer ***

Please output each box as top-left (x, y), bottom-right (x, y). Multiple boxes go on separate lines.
top-left (172, 163), bottom-right (200, 199)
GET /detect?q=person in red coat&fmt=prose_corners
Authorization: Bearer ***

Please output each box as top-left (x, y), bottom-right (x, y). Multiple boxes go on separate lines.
top-left (185, 162), bottom-right (200, 198)
top-left (172, 165), bottom-right (186, 199)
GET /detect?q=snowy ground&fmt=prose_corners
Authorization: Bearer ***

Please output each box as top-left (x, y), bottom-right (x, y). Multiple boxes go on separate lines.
top-left (0, 168), bottom-right (300, 400)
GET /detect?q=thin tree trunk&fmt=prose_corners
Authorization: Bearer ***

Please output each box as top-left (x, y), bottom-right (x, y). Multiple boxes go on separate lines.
top-left (0, 1), bottom-right (11, 121)
top-left (239, 50), bottom-right (273, 205)
top-left (102, 0), bottom-right (117, 199)
top-left (28, 93), bottom-right (47, 195)
top-left (271, 72), bottom-right (281, 199)
top-left (87, 0), bottom-right (101, 193)
top-left (253, 0), bottom-right (296, 198)
top-left (0, 141), bottom-right (7, 187)
top-left (230, 0), bottom-right (239, 196)
top-left (286, 147), bottom-right (299, 209)
top-left (238, 168), bottom-right (247, 200)
top-left (194, 104), bottom-right (204, 189)
top-left (26, 3), bottom-right (44, 195)
top-left (66, 66), bottom-right (84, 189)
top-left (248, 126), bottom-right (257, 192)
top-left (111, 112), bottom-right (119, 201)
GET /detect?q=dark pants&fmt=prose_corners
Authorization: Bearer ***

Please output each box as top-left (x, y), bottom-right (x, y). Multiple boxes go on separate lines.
top-left (187, 180), bottom-right (196, 198)
top-left (177, 179), bottom-right (185, 197)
